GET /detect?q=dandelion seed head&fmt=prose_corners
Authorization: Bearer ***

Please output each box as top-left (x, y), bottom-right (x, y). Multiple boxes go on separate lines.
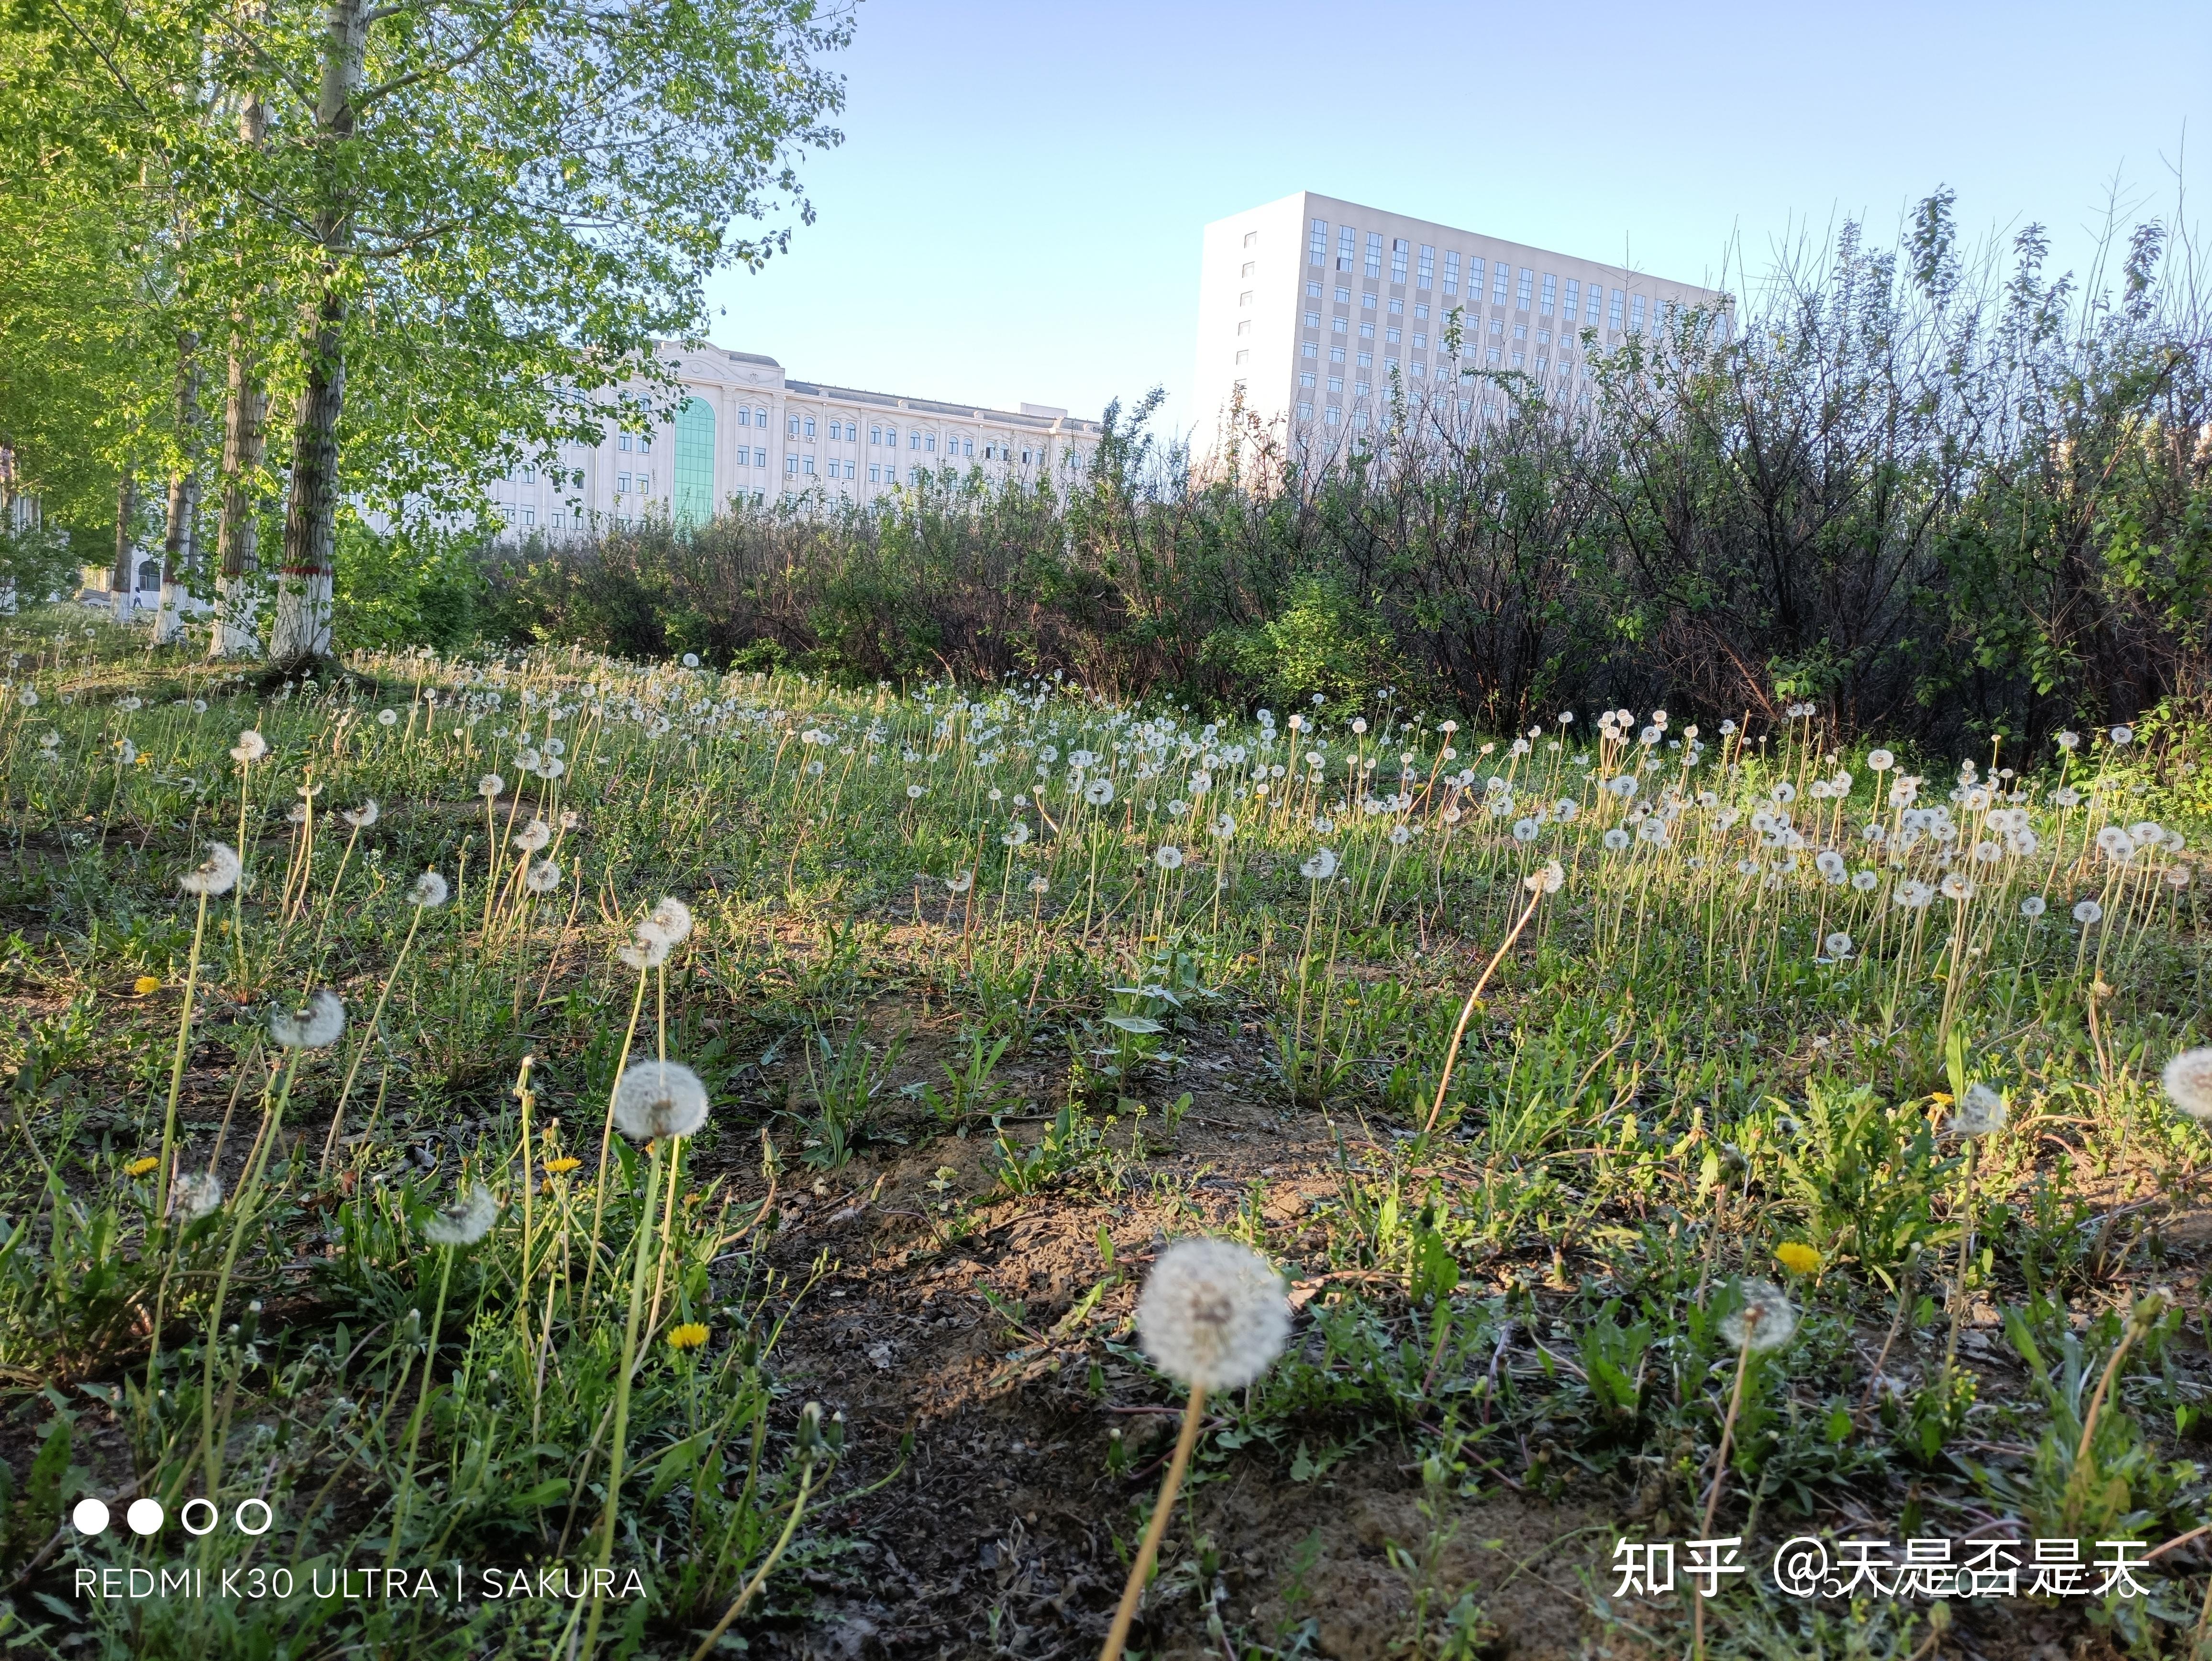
top-left (1718, 1279), bottom-right (1797, 1353)
top-left (1300, 848), bottom-right (1339, 880)
top-left (648, 897), bottom-right (692, 944)
top-left (408, 870), bottom-right (450, 908)
top-left (478, 774), bottom-right (505, 799)
top-left (421, 1184), bottom-right (498, 1247)
top-left (269, 988), bottom-right (345, 1049)
top-left (1823, 931), bottom-right (1853, 959)
top-left (610, 1060), bottom-right (711, 1141)
top-left (2161, 1048), bottom-right (2212, 1122)
top-left (230, 730), bottom-right (268, 763)
top-left (524, 858), bottom-right (561, 894)
top-left (2073, 899), bottom-right (2103, 925)
top-left (1134, 1238), bottom-right (1290, 1391)
top-left (180, 842), bottom-right (242, 897)
top-left (514, 819), bottom-right (552, 853)
top-left (1154, 844), bottom-right (1184, 870)
top-left (169, 1171), bottom-right (223, 1220)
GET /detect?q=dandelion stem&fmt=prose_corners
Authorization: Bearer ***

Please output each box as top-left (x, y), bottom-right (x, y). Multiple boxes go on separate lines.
top-left (1100, 1383), bottom-right (1207, 1661)
top-left (580, 1136), bottom-right (662, 1661)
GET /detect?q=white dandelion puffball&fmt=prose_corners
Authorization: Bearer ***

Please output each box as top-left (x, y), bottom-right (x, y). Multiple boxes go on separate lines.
top-left (649, 897), bottom-right (693, 944)
top-left (1084, 778), bottom-right (1115, 806)
top-left (1719, 1280), bottom-right (1798, 1354)
top-left (409, 870), bottom-right (450, 908)
top-left (2161, 1049), bottom-right (2212, 1122)
top-left (682, 653), bottom-right (700, 668)
top-left (1816, 851), bottom-right (1847, 882)
top-left (378, 709), bottom-right (398, 726)
top-left (946, 869), bottom-right (974, 894)
top-left (2110, 725), bottom-right (2134, 746)
top-left (342, 800), bottom-right (379, 829)
top-left (611, 1060), bottom-right (711, 1141)
top-left (1135, 1238), bottom-right (1290, 1392)
top-left (1852, 870), bottom-right (1879, 892)
top-left (1002, 821), bottom-right (1031, 848)
top-left (1300, 848), bottom-right (1339, 881)
top-left (524, 858), bottom-right (561, 894)
top-left (230, 730), bottom-right (268, 763)
top-left (169, 1170), bottom-right (223, 1220)
top-left (1212, 812), bottom-right (1236, 840)
top-left (2056, 730), bottom-right (2080, 750)
top-left (514, 818), bottom-right (552, 853)
top-left (1824, 931), bottom-right (1853, 959)
top-left (478, 774), bottom-right (505, 799)
top-left (619, 926), bottom-right (672, 971)
top-left (1866, 748), bottom-right (1893, 772)
top-left (269, 988), bottom-right (345, 1049)
top-left (1154, 844), bottom-right (1184, 871)
top-left (180, 842), bottom-right (243, 897)
top-left (421, 1185), bottom-right (498, 1247)
top-left (907, 783), bottom-right (925, 799)
top-left (1027, 874), bottom-right (1049, 895)
top-left (1893, 881), bottom-right (1934, 909)
top-left (1950, 1083), bottom-right (2006, 1139)
top-left (1524, 859), bottom-right (1565, 894)
top-left (2021, 895), bottom-right (2046, 918)
top-left (2073, 899), bottom-right (2103, 925)
top-left (1604, 827), bottom-right (1631, 851)
top-left (1940, 873), bottom-right (1975, 902)
top-left (2097, 826), bottom-right (2136, 862)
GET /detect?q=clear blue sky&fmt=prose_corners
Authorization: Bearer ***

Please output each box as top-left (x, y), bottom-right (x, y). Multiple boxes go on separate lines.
top-left (704, 0), bottom-right (2211, 446)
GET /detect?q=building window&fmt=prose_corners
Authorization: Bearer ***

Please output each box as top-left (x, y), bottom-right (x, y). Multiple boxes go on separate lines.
top-left (1385, 327), bottom-right (1400, 344)
top-left (1516, 268), bottom-right (1533, 310)
top-left (1327, 376), bottom-right (1343, 392)
top-left (870, 424), bottom-right (881, 444)
top-left (1444, 250), bottom-right (1460, 295)
top-left (517, 464), bottom-right (536, 483)
top-left (1352, 410), bottom-right (1369, 431)
top-left (1540, 273), bottom-right (1557, 316)
top-left (1563, 278), bottom-right (1581, 321)
top-left (1354, 379), bottom-right (1371, 398)
top-left (1298, 401), bottom-right (1314, 419)
top-left (801, 455), bottom-right (814, 475)
top-left (1324, 406), bottom-right (1342, 426)
top-left (1337, 226), bottom-right (1355, 271)
top-left (1361, 291), bottom-right (1377, 310)
top-left (1329, 346), bottom-right (1344, 363)
top-left (1236, 319), bottom-right (1251, 335)
top-left (1630, 293), bottom-right (1646, 332)
top-left (1302, 342), bottom-right (1317, 358)
top-left (1359, 321), bottom-right (1374, 339)
top-left (519, 506), bottom-right (535, 525)
top-left (868, 464), bottom-right (880, 482)
top-left (962, 437), bottom-right (973, 457)
top-left (737, 406), bottom-right (752, 427)
top-left (1298, 371), bottom-right (1315, 387)
top-left (617, 432), bottom-right (633, 452)
top-left (673, 396), bottom-right (715, 526)
top-left (754, 406), bottom-right (767, 426)
top-left (1309, 218), bottom-right (1327, 264)
top-left (1535, 357), bottom-right (1548, 378)
top-left (1412, 332), bottom-right (1426, 348)
top-left (925, 434), bottom-right (936, 453)
top-left (1234, 349), bottom-right (1249, 365)
top-left (1364, 231), bottom-right (1382, 279)
top-left (785, 455), bottom-right (798, 474)
top-left (1414, 301), bottom-right (1427, 320)
top-left (1512, 352), bottom-right (1525, 368)
top-left (1486, 348), bottom-right (1501, 365)
top-left (550, 511), bottom-right (565, 528)
top-left (1240, 261), bottom-right (1255, 278)
top-left (786, 415), bottom-right (799, 437)
top-left (1493, 264), bottom-right (1509, 305)
top-left (1468, 256), bottom-right (1485, 299)
top-left (802, 415), bottom-right (816, 438)
top-left (1609, 290), bottom-right (1625, 329)
top-left (1238, 290), bottom-right (1253, 307)
top-left (1388, 297), bottom-right (1403, 315)
top-left (1331, 316), bottom-right (1347, 334)
top-left (616, 471), bottom-right (631, 493)
top-left (1305, 280), bottom-right (1321, 299)
top-left (1390, 237), bottom-right (1408, 283)
top-left (1417, 244), bottom-right (1434, 288)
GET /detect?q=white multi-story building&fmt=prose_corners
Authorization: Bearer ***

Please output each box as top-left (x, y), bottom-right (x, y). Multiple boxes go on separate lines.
top-left (1192, 190), bottom-right (1728, 462)
top-left (487, 342), bottom-right (1101, 536)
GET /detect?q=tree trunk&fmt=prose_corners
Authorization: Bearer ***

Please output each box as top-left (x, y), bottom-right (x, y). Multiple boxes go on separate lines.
top-left (111, 473), bottom-right (138, 624)
top-left (210, 91), bottom-right (268, 659)
top-left (210, 333), bottom-right (270, 657)
top-left (155, 333), bottom-right (203, 646)
top-left (268, 0), bottom-right (364, 666)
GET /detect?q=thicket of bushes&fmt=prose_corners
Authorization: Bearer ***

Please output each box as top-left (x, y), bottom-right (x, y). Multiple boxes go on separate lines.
top-left (476, 198), bottom-right (2211, 744)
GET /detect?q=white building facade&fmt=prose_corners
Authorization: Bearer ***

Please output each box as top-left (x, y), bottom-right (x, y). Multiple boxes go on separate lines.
top-left (1193, 190), bottom-right (1728, 461)
top-left (487, 343), bottom-right (1102, 536)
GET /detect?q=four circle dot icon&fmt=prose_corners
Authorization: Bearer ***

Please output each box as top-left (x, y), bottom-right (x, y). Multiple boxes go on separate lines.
top-left (71, 1498), bottom-right (110, 1535)
top-left (66, 1495), bottom-right (272, 1537)
top-left (126, 1499), bottom-right (166, 1535)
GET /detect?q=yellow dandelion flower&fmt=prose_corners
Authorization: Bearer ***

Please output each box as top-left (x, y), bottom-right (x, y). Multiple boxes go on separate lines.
top-left (543, 1157), bottom-right (581, 1175)
top-left (666, 1322), bottom-right (709, 1351)
top-left (133, 975), bottom-right (163, 995)
top-left (125, 1156), bottom-right (159, 1177)
top-left (1774, 1241), bottom-right (1823, 1276)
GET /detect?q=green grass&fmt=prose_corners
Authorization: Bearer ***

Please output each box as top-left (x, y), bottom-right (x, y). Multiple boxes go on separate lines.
top-left (1, 609), bottom-right (2210, 1657)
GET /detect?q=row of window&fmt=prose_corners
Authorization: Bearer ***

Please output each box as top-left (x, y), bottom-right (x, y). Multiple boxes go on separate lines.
top-left (1301, 218), bottom-right (1689, 332)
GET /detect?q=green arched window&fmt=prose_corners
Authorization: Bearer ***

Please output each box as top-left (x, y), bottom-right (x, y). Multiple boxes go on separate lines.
top-left (673, 396), bottom-right (715, 526)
